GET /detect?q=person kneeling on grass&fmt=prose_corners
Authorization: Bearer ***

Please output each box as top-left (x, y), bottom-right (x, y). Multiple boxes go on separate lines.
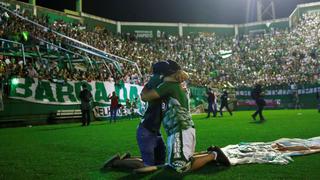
top-left (102, 61), bottom-right (170, 170)
top-left (140, 60), bottom-right (231, 173)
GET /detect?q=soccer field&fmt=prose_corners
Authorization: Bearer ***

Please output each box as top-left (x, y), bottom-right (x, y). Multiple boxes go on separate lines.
top-left (0, 110), bottom-right (319, 179)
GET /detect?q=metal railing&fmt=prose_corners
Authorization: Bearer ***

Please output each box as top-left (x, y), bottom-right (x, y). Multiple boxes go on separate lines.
top-left (0, 5), bottom-right (142, 77)
top-left (0, 38), bottom-right (26, 65)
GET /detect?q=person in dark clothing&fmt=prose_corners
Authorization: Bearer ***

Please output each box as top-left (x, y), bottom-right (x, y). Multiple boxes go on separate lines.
top-left (316, 91), bottom-right (320, 113)
top-left (206, 88), bottom-right (217, 118)
top-left (136, 61), bottom-right (171, 166)
top-left (125, 99), bottom-right (133, 120)
top-left (251, 84), bottom-right (266, 122)
top-left (293, 91), bottom-right (301, 109)
top-left (79, 83), bottom-right (93, 126)
top-left (109, 91), bottom-right (119, 123)
top-left (103, 60), bottom-right (170, 169)
top-left (219, 90), bottom-right (233, 116)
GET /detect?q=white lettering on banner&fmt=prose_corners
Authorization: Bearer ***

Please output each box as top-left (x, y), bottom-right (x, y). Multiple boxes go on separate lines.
top-left (16, 78), bottom-right (26, 95)
top-left (134, 30), bottom-right (153, 38)
top-left (93, 106), bottom-right (142, 118)
top-left (9, 78), bottom-right (144, 105)
top-left (94, 107), bottom-right (113, 117)
top-left (236, 87), bottom-right (320, 97)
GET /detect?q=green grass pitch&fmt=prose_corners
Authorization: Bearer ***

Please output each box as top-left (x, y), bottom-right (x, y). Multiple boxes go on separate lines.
top-left (0, 109), bottom-right (319, 179)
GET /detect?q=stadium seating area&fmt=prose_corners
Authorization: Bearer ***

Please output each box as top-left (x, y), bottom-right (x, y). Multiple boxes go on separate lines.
top-left (0, 7), bottom-right (319, 90)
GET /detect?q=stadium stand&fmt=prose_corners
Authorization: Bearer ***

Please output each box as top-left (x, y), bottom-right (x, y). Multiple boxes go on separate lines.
top-left (0, 0), bottom-right (319, 125)
top-left (0, 3), bottom-right (318, 88)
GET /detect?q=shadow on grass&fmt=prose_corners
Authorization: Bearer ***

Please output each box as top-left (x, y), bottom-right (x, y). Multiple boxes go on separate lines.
top-left (249, 121), bottom-right (265, 124)
top-left (100, 167), bottom-right (150, 179)
top-left (191, 164), bottom-right (230, 176)
top-left (202, 116), bottom-right (225, 120)
top-left (101, 164), bottom-right (230, 180)
top-left (37, 125), bottom-right (82, 131)
top-left (37, 122), bottom-right (110, 131)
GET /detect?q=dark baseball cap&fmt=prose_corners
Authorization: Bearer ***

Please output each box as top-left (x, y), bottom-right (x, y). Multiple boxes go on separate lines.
top-left (163, 60), bottom-right (181, 76)
top-left (152, 61), bottom-right (170, 74)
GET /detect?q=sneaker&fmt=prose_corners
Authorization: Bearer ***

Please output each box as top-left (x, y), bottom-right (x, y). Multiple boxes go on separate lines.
top-left (251, 115), bottom-right (256, 121)
top-left (120, 152), bottom-right (131, 160)
top-left (103, 153), bottom-right (120, 168)
top-left (208, 146), bottom-right (230, 166)
top-left (207, 145), bottom-right (216, 152)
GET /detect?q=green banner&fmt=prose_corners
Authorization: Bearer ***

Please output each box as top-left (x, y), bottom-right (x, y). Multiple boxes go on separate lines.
top-left (9, 78), bottom-right (143, 105)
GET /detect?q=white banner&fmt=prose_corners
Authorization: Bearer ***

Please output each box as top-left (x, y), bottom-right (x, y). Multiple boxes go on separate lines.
top-left (9, 78), bottom-right (143, 105)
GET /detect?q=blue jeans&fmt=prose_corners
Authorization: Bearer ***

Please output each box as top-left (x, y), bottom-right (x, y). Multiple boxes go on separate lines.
top-left (136, 124), bottom-right (166, 166)
top-left (110, 108), bottom-right (117, 122)
top-left (81, 110), bottom-right (90, 126)
top-left (207, 102), bottom-right (217, 117)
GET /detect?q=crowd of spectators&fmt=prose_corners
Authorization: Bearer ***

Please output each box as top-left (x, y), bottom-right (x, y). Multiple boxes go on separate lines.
top-left (0, 6), bottom-right (319, 90)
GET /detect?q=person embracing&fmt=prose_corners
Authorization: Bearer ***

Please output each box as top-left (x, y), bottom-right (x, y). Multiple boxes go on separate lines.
top-left (141, 60), bottom-right (230, 173)
top-left (102, 61), bottom-right (169, 170)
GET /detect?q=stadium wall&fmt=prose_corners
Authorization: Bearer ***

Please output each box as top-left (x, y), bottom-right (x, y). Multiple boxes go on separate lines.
top-left (297, 2), bottom-right (320, 16)
top-left (3, 0), bottom-right (320, 37)
top-left (238, 18), bottom-right (289, 36)
top-left (81, 12), bottom-right (117, 33)
top-left (0, 78), bottom-right (144, 124)
top-left (1, 79), bottom-right (318, 124)
top-left (120, 22), bottom-right (179, 37)
top-left (182, 24), bottom-right (235, 37)
top-left (36, 6), bottom-right (80, 24)
top-left (290, 2), bottom-right (320, 28)
top-left (2, 0), bottom-right (81, 24)
top-left (1, 98), bottom-right (78, 118)
top-left (188, 85), bottom-right (320, 110)
top-left (2, 0), bottom-right (33, 15)
top-left (236, 84), bottom-right (320, 110)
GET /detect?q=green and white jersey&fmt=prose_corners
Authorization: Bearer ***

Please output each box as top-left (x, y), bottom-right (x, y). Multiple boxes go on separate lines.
top-left (155, 81), bottom-right (194, 136)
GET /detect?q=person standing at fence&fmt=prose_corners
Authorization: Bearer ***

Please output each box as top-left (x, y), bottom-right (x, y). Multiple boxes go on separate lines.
top-left (109, 91), bottom-right (119, 123)
top-left (206, 88), bottom-right (217, 118)
top-left (251, 84), bottom-right (266, 122)
top-left (219, 90), bottom-right (233, 116)
top-left (79, 83), bottom-right (93, 126)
